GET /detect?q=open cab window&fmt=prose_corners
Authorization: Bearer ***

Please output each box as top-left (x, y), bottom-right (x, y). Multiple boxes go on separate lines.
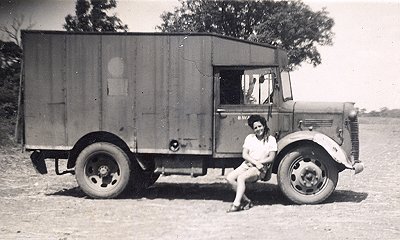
top-left (218, 67), bottom-right (277, 106)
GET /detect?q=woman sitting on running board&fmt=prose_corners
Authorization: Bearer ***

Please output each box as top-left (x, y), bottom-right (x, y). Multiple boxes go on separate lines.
top-left (226, 115), bottom-right (277, 212)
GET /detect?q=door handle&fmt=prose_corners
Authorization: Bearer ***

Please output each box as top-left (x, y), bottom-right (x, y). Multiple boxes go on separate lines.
top-left (219, 113), bottom-right (227, 119)
top-left (216, 109), bottom-right (227, 119)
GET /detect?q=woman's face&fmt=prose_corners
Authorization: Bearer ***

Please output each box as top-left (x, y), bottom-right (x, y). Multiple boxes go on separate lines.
top-left (252, 121), bottom-right (265, 137)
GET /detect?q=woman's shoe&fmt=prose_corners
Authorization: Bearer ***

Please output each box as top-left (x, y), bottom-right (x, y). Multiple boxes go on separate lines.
top-left (226, 204), bottom-right (242, 213)
top-left (242, 200), bottom-right (253, 210)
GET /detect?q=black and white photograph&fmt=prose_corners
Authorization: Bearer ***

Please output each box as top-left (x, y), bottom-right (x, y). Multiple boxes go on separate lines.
top-left (0, 0), bottom-right (399, 239)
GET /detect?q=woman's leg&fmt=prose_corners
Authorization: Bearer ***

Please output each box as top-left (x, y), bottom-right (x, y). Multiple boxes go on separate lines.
top-left (232, 167), bottom-right (259, 207)
top-left (226, 165), bottom-right (251, 206)
top-left (226, 164), bottom-right (247, 190)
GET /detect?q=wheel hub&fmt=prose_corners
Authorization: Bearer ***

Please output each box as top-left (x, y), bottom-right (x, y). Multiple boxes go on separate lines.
top-left (299, 164), bottom-right (322, 187)
top-left (98, 165), bottom-right (110, 177)
top-left (290, 159), bottom-right (327, 195)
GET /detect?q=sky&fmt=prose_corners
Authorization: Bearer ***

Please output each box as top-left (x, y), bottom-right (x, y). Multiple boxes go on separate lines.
top-left (0, 0), bottom-right (399, 111)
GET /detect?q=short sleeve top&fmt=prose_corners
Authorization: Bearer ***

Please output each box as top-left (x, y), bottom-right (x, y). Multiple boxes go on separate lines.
top-left (242, 134), bottom-right (278, 161)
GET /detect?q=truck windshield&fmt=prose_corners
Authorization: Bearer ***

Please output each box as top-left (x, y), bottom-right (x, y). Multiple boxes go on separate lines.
top-left (281, 70), bottom-right (293, 101)
top-left (219, 67), bottom-right (277, 105)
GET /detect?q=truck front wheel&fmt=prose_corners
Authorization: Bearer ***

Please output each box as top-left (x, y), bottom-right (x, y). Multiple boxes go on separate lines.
top-left (75, 142), bottom-right (131, 199)
top-left (277, 146), bottom-right (338, 204)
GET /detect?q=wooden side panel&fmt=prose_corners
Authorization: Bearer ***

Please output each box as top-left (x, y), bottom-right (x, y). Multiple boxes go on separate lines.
top-left (65, 35), bottom-right (101, 145)
top-left (24, 33), bottom-right (66, 147)
top-left (172, 35), bottom-right (213, 154)
top-left (101, 35), bottom-right (135, 146)
top-left (134, 36), bottom-right (163, 150)
top-left (135, 35), bottom-right (213, 154)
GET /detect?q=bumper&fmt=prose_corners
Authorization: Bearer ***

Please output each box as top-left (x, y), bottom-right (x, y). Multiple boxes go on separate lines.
top-left (352, 161), bottom-right (364, 174)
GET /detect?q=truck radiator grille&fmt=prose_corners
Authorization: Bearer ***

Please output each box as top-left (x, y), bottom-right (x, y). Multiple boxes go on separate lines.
top-left (349, 117), bottom-right (360, 162)
top-left (303, 119), bottom-right (333, 127)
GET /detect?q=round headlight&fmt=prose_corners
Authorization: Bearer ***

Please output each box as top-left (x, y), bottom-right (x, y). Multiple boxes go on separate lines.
top-left (348, 110), bottom-right (358, 120)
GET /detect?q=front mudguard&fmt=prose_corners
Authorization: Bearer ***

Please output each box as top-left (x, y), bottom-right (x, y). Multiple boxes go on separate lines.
top-left (278, 131), bottom-right (363, 173)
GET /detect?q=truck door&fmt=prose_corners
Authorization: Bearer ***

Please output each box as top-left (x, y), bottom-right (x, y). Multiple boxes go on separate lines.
top-left (213, 67), bottom-right (279, 157)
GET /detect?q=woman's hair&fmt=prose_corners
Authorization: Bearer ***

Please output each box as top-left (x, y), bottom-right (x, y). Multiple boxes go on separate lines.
top-left (247, 115), bottom-right (269, 131)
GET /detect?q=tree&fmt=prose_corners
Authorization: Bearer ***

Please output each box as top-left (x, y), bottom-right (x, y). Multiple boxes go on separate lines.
top-left (0, 15), bottom-right (34, 109)
top-left (64, 0), bottom-right (128, 32)
top-left (0, 15), bottom-right (35, 79)
top-left (358, 108), bottom-right (367, 116)
top-left (157, 0), bottom-right (334, 69)
top-left (0, 40), bottom-right (22, 78)
top-left (0, 15), bottom-right (35, 142)
top-left (0, 15), bottom-right (35, 46)
top-left (0, 15), bottom-right (34, 78)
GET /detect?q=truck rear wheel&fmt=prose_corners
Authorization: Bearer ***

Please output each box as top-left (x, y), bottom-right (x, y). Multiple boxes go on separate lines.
top-left (277, 146), bottom-right (338, 204)
top-left (75, 142), bottom-right (131, 199)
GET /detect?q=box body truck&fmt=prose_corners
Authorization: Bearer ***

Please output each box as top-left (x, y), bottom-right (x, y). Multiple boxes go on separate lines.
top-left (22, 31), bottom-right (363, 203)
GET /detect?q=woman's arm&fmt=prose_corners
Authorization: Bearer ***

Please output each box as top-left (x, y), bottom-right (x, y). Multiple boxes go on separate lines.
top-left (258, 151), bottom-right (276, 164)
top-left (258, 135), bottom-right (277, 165)
top-left (242, 148), bottom-right (263, 169)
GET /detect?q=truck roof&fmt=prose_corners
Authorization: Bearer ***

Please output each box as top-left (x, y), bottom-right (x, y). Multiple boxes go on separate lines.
top-left (21, 30), bottom-right (279, 50)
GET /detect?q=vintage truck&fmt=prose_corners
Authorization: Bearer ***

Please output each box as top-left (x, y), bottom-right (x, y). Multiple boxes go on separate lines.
top-left (22, 30), bottom-right (363, 204)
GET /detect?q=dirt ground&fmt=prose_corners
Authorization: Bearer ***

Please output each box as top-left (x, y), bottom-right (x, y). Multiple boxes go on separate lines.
top-left (0, 117), bottom-right (399, 240)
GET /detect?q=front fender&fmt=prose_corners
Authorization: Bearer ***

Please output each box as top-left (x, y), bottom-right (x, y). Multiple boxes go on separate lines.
top-left (278, 131), bottom-right (353, 169)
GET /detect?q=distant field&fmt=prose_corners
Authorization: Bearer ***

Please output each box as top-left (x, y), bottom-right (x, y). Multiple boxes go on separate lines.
top-left (359, 116), bottom-right (400, 125)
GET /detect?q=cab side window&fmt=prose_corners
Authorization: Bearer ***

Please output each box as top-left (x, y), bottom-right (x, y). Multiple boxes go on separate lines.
top-left (220, 70), bottom-right (243, 105)
top-left (218, 67), bottom-right (276, 105)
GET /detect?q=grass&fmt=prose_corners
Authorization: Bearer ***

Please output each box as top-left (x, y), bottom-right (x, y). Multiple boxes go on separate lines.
top-left (358, 116), bottom-right (400, 125)
top-left (0, 115), bottom-right (18, 147)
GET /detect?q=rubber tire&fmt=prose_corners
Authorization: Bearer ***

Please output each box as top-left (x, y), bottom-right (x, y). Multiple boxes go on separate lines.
top-left (277, 146), bottom-right (338, 204)
top-left (75, 142), bottom-right (131, 199)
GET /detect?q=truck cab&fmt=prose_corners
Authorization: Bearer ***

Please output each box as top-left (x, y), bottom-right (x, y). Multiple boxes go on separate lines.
top-left (212, 65), bottom-right (363, 203)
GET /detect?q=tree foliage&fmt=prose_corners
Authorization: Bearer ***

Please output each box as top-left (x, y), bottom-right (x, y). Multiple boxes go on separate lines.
top-left (158, 0), bottom-right (334, 69)
top-left (0, 40), bottom-right (21, 124)
top-left (0, 15), bottom-right (33, 79)
top-left (64, 0), bottom-right (128, 32)
top-left (0, 15), bottom-right (33, 121)
top-left (359, 108), bottom-right (400, 118)
top-left (0, 41), bottom-right (22, 77)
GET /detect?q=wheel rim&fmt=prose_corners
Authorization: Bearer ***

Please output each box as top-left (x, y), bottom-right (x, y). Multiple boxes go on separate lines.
top-left (84, 152), bottom-right (121, 192)
top-left (289, 155), bottom-right (328, 195)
